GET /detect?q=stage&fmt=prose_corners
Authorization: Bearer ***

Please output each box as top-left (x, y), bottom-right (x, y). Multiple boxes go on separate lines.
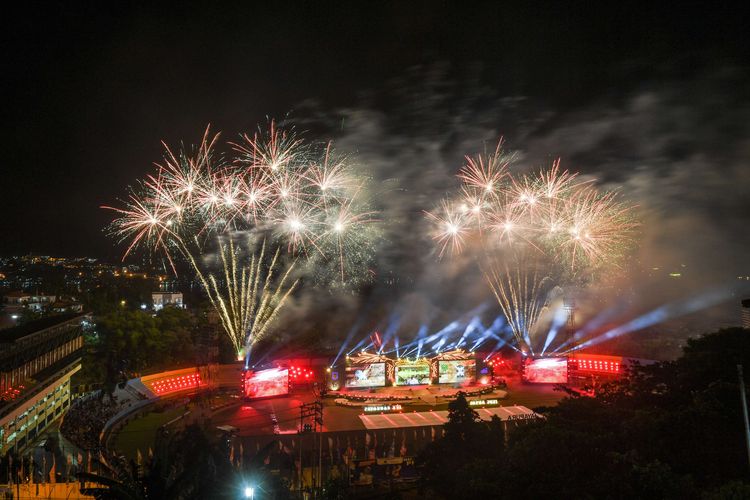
top-left (211, 375), bottom-right (563, 436)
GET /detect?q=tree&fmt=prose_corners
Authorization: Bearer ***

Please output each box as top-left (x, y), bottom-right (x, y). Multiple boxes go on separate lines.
top-left (418, 328), bottom-right (750, 499)
top-left (154, 307), bottom-right (198, 367)
top-left (81, 308), bottom-right (202, 391)
top-left (80, 424), bottom-right (233, 499)
top-left (17, 306), bottom-right (42, 325)
top-left (80, 426), bottom-right (295, 499)
top-left (418, 392), bottom-right (505, 498)
top-left (443, 392), bottom-right (478, 431)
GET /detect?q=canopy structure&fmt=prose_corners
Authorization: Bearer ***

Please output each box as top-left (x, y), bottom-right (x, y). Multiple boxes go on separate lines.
top-left (430, 349), bottom-right (474, 361)
top-left (347, 352), bottom-right (393, 365)
top-left (359, 405), bottom-right (539, 430)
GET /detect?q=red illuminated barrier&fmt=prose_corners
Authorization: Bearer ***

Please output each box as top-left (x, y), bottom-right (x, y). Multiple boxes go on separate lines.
top-left (570, 357), bottom-right (622, 374)
top-left (149, 373), bottom-right (203, 395)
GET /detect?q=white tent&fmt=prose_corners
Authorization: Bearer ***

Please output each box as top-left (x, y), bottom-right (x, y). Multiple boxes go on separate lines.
top-left (359, 405), bottom-right (539, 430)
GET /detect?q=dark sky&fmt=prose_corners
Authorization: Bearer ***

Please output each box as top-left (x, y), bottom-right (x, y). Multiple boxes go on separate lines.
top-left (2, 2), bottom-right (747, 258)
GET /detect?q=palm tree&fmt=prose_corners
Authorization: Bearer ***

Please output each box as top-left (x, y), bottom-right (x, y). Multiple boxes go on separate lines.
top-left (78, 424), bottom-right (233, 499)
top-left (78, 424), bottom-right (295, 499)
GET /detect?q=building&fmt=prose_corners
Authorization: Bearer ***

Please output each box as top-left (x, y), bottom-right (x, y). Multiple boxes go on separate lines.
top-left (3, 291), bottom-right (57, 313)
top-left (50, 299), bottom-right (84, 313)
top-left (742, 299), bottom-right (750, 329)
top-left (0, 313), bottom-right (86, 456)
top-left (152, 291), bottom-right (184, 311)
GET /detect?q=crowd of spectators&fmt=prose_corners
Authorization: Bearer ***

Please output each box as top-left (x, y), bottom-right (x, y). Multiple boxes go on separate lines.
top-left (60, 394), bottom-right (120, 451)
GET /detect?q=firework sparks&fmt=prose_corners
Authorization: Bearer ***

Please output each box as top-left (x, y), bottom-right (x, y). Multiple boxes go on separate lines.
top-left (105, 123), bottom-right (376, 280)
top-left (457, 143), bottom-right (512, 197)
top-left (425, 200), bottom-right (470, 257)
top-left (485, 258), bottom-right (548, 353)
top-left (102, 191), bottom-right (172, 259)
top-left (196, 238), bottom-right (298, 357)
top-left (426, 142), bottom-right (637, 352)
top-left (427, 146), bottom-right (636, 269)
top-left (104, 122), bottom-right (377, 355)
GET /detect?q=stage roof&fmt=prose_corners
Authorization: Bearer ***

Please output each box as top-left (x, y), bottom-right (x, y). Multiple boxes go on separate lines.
top-left (359, 405), bottom-right (538, 430)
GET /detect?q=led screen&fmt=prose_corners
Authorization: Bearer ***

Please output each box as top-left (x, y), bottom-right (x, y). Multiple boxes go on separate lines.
top-left (327, 370), bottom-right (341, 391)
top-left (244, 368), bottom-right (289, 399)
top-left (395, 362), bottom-right (430, 386)
top-left (524, 358), bottom-right (568, 383)
top-left (345, 363), bottom-right (386, 388)
top-left (438, 360), bottom-right (476, 384)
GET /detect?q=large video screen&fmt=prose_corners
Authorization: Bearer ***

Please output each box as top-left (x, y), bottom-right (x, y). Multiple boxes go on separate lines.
top-left (244, 368), bottom-right (289, 399)
top-left (438, 360), bottom-right (476, 384)
top-left (395, 362), bottom-right (430, 386)
top-left (524, 358), bottom-right (568, 384)
top-left (345, 363), bottom-right (386, 388)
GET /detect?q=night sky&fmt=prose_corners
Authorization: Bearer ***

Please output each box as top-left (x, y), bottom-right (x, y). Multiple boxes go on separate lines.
top-left (2, 2), bottom-right (747, 259)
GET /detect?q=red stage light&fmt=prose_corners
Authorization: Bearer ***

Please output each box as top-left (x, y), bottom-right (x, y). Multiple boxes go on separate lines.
top-left (150, 373), bottom-right (203, 395)
top-left (572, 357), bottom-right (622, 373)
top-left (284, 365), bottom-right (315, 381)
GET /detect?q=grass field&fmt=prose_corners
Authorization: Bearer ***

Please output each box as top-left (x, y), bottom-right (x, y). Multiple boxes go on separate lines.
top-left (113, 407), bottom-right (186, 460)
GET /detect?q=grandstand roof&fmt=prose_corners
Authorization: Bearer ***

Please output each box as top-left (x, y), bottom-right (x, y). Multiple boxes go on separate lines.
top-left (0, 312), bottom-right (86, 343)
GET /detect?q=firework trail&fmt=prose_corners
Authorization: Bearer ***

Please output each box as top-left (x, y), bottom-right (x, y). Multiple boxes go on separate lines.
top-left (484, 254), bottom-right (551, 356)
top-left (426, 143), bottom-right (637, 352)
top-left (197, 238), bottom-right (298, 358)
top-left (104, 122), bottom-right (377, 356)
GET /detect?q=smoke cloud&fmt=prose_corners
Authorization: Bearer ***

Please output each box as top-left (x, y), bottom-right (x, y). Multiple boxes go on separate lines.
top-left (271, 65), bottom-right (750, 355)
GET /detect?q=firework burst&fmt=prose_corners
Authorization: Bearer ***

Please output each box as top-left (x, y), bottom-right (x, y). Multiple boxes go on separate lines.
top-left (457, 143), bottom-right (513, 197)
top-left (104, 122), bottom-right (378, 355)
top-left (427, 142), bottom-right (637, 351)
top-left (425, 200), bottom-right (470, 257)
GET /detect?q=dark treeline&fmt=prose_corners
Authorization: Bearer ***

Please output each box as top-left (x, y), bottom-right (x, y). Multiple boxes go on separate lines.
top-left (418, 327), bottom-right (750, 499)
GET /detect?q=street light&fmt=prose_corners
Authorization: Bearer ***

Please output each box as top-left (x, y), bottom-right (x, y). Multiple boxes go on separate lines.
top-left (243, 486), bottom-right (254, 499)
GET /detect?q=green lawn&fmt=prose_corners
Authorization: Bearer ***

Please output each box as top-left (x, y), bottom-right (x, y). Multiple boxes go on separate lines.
top-left (113, 407), bottom-right (186, 460)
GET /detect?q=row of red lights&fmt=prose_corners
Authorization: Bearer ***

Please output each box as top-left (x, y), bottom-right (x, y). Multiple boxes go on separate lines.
top-left (150, 374), bottom-right (202, 394)
top-left (573, 359), bottom-right (621, 372)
